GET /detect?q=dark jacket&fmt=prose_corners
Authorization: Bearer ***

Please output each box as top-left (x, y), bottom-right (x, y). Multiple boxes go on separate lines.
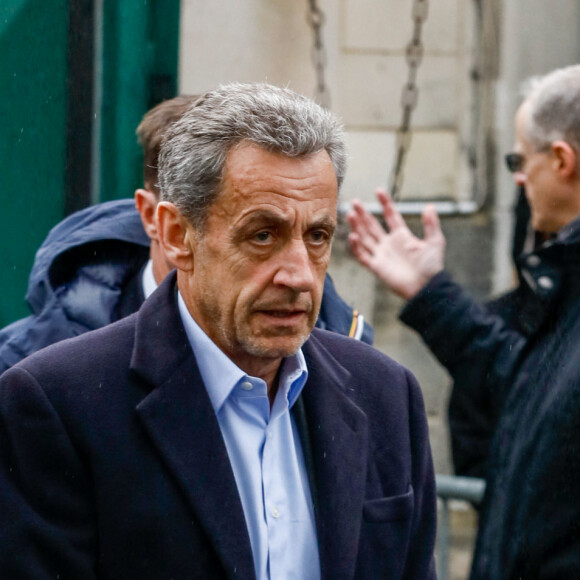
top-left (0, 201), bottom-right (372, 374)
top-left (0, 272), bottom-right (435, 579)
top-left (0, 200), bottom-right (150, 373)
top-left (401, 216), bottom-right (580, 579)
top-left (446, 185), bottom-right (553, 479)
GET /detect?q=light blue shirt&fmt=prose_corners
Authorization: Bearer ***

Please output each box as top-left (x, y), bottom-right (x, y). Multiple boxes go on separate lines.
top-left (141, 259), bottom-right (157, 299)
top-left (177, 293), bottom-right (320, 580)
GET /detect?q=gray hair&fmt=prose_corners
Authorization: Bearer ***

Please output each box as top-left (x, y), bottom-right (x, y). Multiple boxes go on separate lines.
top-left (521, 65), bottom-right (580, 153)
top-left (158, 82), bottom-right (346, 229)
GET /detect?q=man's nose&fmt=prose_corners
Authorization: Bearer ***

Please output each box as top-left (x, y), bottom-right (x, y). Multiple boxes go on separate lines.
top-left (273, 240), bottom-right (316, 292)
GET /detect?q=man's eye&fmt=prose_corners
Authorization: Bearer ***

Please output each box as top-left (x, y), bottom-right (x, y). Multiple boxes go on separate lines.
top-left (309, 230), bottom-right (330, 244)
top-left (253, 231), bottom-right (272, 243)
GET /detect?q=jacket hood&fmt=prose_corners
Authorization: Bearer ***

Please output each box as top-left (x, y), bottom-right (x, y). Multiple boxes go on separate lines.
top-left (26, 199), bottom-right (150, 315)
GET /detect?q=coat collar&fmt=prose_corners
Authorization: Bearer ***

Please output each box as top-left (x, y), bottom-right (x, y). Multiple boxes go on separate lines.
top-left (301, 332), bottom-right (369, 580)
top-left (130, 273), bottom-right (370, 579)
top-left (131, 272), bottom-right (255, 579)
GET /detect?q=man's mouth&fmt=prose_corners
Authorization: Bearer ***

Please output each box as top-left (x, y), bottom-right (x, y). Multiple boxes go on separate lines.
top-left (258, 309), bottom-right (307, 319)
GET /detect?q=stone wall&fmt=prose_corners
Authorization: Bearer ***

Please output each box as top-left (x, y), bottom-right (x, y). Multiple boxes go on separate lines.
top-left (178, 0), bottom-right (580, 474)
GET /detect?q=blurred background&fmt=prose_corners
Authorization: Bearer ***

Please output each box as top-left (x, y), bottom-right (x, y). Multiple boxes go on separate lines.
top-left (2, 0), bottom-right (579, 575)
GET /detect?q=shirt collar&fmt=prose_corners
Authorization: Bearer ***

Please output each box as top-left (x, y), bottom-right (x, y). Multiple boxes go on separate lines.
top-left (141, 259), bottom-right (158, 299)
top-left (177, 292), bottom-right (308, 414)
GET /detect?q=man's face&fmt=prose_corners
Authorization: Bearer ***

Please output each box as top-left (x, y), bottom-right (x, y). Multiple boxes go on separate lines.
top-left (182, 142), bottom-right (338, 372)
top-left (513, 101), bottom-right (561, 233)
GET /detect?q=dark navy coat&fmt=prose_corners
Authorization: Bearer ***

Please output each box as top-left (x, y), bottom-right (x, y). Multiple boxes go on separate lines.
top-left (0, 272), bottom-right (435, 579)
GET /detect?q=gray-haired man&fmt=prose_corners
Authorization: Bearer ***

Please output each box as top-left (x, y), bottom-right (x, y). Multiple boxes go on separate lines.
top-left (349, 65), bottom-right (580, 579)
top-left (0, 83), bottom-right (436, 579)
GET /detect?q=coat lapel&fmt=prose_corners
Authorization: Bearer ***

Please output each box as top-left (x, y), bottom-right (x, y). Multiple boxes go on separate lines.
top-left (131, 273), bottom-right (255, 579)
top-left (301, 332), bottom-right (370, 580)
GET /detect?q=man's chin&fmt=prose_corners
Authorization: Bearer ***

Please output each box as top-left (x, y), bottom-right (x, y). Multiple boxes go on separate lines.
top-left (242, 333), bottom-right (310, 360)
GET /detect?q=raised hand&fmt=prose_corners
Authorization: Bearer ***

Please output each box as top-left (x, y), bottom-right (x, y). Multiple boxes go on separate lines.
top-left (347, 189), bottom-right (446, 300)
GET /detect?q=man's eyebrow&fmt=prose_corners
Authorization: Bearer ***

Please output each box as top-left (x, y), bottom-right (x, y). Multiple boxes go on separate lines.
top-left (234, 211), bottom-right (336, 239)
top-left (309, 216), bottom-right (337, 232)
top-left (238, 211), bottom-right (336, 230)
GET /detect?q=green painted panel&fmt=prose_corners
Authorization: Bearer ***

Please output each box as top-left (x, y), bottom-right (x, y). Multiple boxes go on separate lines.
top-left (98, 0), bottom-right (180, 203)
top-left (0, 0), bottom-right (180, 327)
top-left (99, 0), bottom-right (149, 203)
top-left (0, 0), bottom-right (68, 325)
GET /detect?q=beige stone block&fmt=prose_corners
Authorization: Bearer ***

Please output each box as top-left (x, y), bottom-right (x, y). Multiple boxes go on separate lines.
top-left (340, 129), bottom-right (458, 203)
top-left (179, 0), bottom-right (316, 96)
top-left (342, 0), bottom-right (460, 53)
top-left (428, 416), bottom-right (453, 475)
top-left (398, 130), bottom-right (459, 200)
top-left (341, 130), bottom-right (396, 203)
top-left (338, 54), bottom-right (457, 128)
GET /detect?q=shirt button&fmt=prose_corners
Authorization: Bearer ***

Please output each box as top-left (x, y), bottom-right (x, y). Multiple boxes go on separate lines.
top-left (271, 507), bottom-right (280, 518)
top-left (241, 381), bottom-right (253, 391)
top-left (537, 276), bottom-right (554, 290)
top-left (527, 255), bottom-right (541, 267)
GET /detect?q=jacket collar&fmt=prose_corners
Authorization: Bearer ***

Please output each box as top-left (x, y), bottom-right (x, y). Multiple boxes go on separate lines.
top-left (130, 273), bottom-right (370, 579)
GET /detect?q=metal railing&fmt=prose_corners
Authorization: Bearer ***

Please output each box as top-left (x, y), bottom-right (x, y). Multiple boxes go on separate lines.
top-left (436, 475), bottom-right (486, 580)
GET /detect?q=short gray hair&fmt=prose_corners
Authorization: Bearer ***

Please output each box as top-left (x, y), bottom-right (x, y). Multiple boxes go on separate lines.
top-left (522, 65), bottom-right (580, 153)
top-left (158, 82), bottom-right (346, 229)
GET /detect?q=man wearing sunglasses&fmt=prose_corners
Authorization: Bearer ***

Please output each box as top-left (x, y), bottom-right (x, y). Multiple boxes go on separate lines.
top-left (348, 64), bottom-right (580, 579)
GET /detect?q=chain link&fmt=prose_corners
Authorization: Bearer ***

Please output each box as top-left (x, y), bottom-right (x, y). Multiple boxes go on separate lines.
top-left (389, 0), bottom-right (429, 200)
top-left (306, 0), bottom-right (331, 109)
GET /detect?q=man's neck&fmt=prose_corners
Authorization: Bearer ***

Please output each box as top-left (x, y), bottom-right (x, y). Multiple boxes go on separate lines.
top-left (223, 348), bottom-right (283, 398)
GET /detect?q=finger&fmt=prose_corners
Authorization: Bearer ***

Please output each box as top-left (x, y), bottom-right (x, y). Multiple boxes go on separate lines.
top-left (347, 212), bottom-right (379, 255)
top-left (349, 199), bottom-right (386, 242)
top-left (346, 204), bottom-right (368, 236)
top-left (348, 232), bottom-right (375, 268)
top-left (421, 204), bottom-right (444, 242)
top-left (376, 189), bottom-right (407, 232)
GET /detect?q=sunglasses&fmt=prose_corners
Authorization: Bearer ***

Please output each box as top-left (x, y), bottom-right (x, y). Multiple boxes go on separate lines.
top-left (505, 152), bottom-right (524, 173)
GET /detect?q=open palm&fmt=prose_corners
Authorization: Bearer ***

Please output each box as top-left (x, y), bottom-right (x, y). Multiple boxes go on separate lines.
top-left (347, 189), bottom-right (446, 300)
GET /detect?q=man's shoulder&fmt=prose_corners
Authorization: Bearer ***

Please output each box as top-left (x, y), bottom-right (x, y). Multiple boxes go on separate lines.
top-left (307, 327), bottom-right (413, 384)
top-left (7, 313), bottom-right (138, 385)
top-left (305, 329), bottom-right (427, 451)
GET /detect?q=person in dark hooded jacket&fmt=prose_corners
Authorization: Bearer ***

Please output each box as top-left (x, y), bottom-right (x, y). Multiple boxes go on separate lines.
top-left (0, 98), bottom-right (372, 374)
top-left (349, 65), bottom-right (580, 579)
top-left (0, 200), bottom-right (149, 372)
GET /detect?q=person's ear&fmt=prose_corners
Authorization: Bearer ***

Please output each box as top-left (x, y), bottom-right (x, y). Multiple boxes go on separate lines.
top-left (135, 188), bottom-right (159, 240)
top-left (156, 202), bottom-right (196, 271)
top-left (551, 140), bottom-right (577, 178)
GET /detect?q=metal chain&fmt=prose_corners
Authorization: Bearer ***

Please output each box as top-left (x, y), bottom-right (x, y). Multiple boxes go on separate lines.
top-left (306, 0), bottom-right (331, 109)
top-left (389, 0), bottom-right (429, 200)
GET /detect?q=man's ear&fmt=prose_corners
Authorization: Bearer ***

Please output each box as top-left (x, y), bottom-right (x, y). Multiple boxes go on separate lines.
top-left (551, 140), bottom-right (577, 178)
top-left (156, 201), bottom-right (195, 271)
top-left (135, 188), bottom-right (159, 240)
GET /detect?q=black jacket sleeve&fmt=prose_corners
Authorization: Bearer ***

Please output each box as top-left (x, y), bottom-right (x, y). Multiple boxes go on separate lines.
top-left (399, 271), bottom-right (527, 478)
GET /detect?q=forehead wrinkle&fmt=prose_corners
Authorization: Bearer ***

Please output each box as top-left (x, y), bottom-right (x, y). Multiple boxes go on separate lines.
top-left (231, 203), bottom-right (336, 233)
top-left (234, 177), bottom-right (336, 204)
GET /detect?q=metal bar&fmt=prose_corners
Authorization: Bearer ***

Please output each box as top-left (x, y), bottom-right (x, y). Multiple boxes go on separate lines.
top-left (339, 199), bottom-right (481, 217)
top-left (437, 497), bottom-right (450, 580)
top-left (434, 475), bottom-right (485, 580)
top-left (436, 474), bottom-right (486, 504)
top-left (65, 0), bottom-right (95, 215)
